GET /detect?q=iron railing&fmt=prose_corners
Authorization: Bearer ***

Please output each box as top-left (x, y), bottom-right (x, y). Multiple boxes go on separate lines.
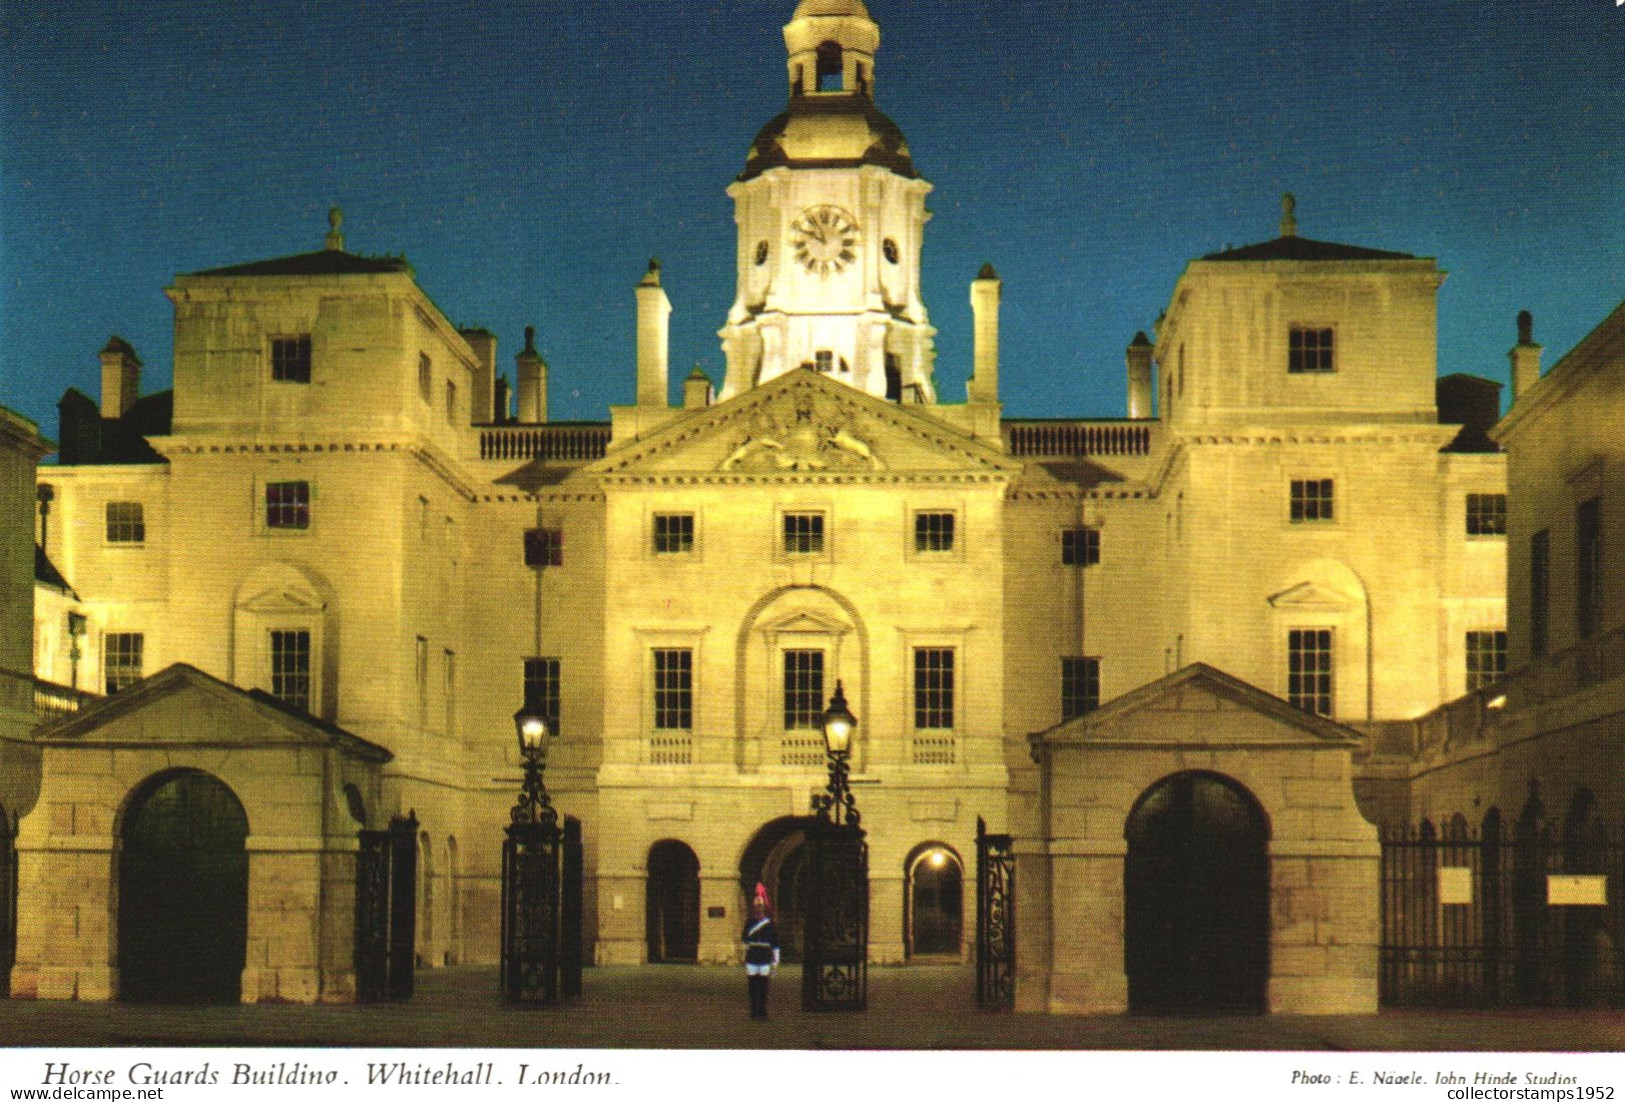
top-left (1381, 794), bottom-right (1625, 1007)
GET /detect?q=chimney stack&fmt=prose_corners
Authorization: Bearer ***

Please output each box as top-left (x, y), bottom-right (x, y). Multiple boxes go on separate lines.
top-left (636, 259), bottom-right (672, 407)
top-left (684, 365), bottom-right (713, 410)
top-left (99, 336), bottom-right (140, 419)
top-left (515, 326), bottom-right (548, 424)
top-left (1509, 310), bottom-right (1542, 401)
top-left (1126, 331), bottom-right (1154, 419)
top-left (460, 328), bottom-right (497, 424)
top-left (968, 264), bottom-right (1001, 404)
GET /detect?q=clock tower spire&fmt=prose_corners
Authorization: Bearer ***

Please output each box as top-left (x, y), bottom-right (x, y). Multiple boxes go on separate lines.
top-left (718, 1), bottom-right (936, 404)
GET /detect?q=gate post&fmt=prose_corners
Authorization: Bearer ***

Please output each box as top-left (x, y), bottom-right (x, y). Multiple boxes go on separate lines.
top-left (388, 813), bottom-right (417, 1000)
top-left (354, 812), bottom-right (418, 1003)
top-left (975, 816), bottom-right (1016, 1009)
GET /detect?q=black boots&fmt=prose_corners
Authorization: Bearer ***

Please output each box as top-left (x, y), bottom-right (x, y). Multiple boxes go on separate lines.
top-left (748, 974), bottom-right (769, 1019)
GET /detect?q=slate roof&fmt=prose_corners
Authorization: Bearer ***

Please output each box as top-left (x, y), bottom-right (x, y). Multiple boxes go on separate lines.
top-left (1201, 235), bottom-right (1415, 262)
top-left (187, 249), bottom-right (411, 278)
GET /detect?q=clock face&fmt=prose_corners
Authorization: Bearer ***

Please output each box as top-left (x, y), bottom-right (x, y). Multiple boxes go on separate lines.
top-left (790, 205), bottom-right (859, 275)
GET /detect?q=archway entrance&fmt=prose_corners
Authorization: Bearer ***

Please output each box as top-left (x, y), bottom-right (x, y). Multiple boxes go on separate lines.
top-left (646, 840), bottom-right (700, 962)
top-left (0, 802), bottom-right (14, 998)
top-left (905, 844), bottom-right (962, 958)
top-left (117, 771), bottom-right (249, 1003)
top-left (1125, 771), bottom-right (1269, 1014)
top-left (739, 817), bottom-right (815, 963)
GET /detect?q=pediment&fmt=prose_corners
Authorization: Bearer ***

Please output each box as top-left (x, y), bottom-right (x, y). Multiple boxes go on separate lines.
top-left (592, 369), bottom-right (1017, 480)
top-left (1267, 580), bottom-right (1355, 611)
top-left (33, 663), bottom-right (389, 761)
top-left (757, 609), bottom-right (851, 637)
top-left (237, 586), bottom-right (326, 614)
top-left (1033, 662), bottom-right (1360, 749)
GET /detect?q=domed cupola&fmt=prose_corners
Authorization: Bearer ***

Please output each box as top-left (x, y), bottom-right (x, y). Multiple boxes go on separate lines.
top-left (719, 1), bottom-right (937, 405)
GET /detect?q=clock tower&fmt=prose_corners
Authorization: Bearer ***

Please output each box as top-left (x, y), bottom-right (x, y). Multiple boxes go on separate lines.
top-left (718, 0), bottom-right (937, 404)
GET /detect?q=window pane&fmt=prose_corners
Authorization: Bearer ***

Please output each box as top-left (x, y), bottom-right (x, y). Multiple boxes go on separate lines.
top-left (271, 335), bottom-right (312, 383)
top-left (104, 631), bottom-right (144, 693)
top-left (653, 513), bottom-right (695, 554)
top-left (524, 528), bottom-right (564, 566)
top-left (1465, 631), bottom-right (1507, 692)
top-left (653, 648), bottom-right (693, 731)
top-left (1287, 628), bottom-right (1334, 716)
top-left (782, 649), bottom-right (824, 729)
top-left (105, 501), bottom-right (145, 543)
top-left (1290, 479), bottom-right (1334, 523)
top-left (1466, 493), bottom-right (1507, 536)
top-left (783, 512), bottom-right (825, 554)
top-left (1061, 526), bottom-right (1100, 566)
top-left (915, 512), bottom-right (955, 553)
top-left (1288, 327), bottom-right (1334, 373)
top-left (265, 482), bottom-right (310, 529)
top-left (270, 629), bottom-right (312, 711)
top-left (524, 657), bottom-right (562, 735)
top-left (914, 647), bottom-right (955, 729)
top-left (1061, 656), bottom-right (1099, 720)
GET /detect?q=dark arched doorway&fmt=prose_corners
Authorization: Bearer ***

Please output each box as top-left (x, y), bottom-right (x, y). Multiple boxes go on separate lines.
top-left (0, 801), bottom-right (14, 998)
top-left (646, 840), bottom-right (700, 962)
top-left (739, 817), bottom-right (815, 963)
top-left (117, 771), bottom-right (249, 1003)
top-left (905, 843), bottom-right (963, 958)
top-left (1125, 771), bottom-right (1269, 1014)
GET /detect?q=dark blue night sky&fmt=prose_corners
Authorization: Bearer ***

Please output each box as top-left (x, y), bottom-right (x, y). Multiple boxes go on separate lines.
top-left (2, 0), bottom-right (1622, 440)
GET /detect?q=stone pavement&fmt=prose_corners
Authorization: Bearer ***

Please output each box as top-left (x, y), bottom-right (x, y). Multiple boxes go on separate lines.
top-left (1, 964), bottom-right (1623, 1050)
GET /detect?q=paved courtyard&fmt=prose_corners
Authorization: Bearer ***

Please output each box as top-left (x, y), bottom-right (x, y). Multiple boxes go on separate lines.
top-left (1, 965), bottom-right (1624, 1050)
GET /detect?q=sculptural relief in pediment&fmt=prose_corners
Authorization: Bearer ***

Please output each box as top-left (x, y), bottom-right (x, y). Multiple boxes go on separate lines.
top-left (719, 389), bottom-right (884, 473)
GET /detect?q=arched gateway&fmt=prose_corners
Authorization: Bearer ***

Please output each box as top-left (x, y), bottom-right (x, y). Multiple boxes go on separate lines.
top-left (117, 770), bottom-right (249, 1003)
top-left (739, 817), bottom-right (816, 962)
top-left (646, 840), bottom-right (701, 962)
top-left (1124, 771), bottom-right (1270, 1014)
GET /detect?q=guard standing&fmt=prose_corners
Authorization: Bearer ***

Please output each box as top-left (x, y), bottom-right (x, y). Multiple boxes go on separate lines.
top-left (742, 883), bottom-right (781, 1019)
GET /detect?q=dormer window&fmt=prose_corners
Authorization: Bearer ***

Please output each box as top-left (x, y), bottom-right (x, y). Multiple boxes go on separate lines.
top-left (816, 41), bottom-right (844, 91)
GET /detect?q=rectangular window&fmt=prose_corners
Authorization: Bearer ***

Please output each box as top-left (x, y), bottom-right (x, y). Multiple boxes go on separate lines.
top-left (524, 527), bottom-right (564, 567)
top-left (814, 350), bottom-right (834, 373)
top-left (1531, 528), bottom-right (1550, 658)
top-left (271, 335), bottom-right (312, 383)
top-left (653, 648), bottom-right (693, 731)
top-left (783, 511), bottom-right (825, 555)
top-left (782, 649), bottom-right (825, 730)
top-left (1290, 479), bottom-right (1335, 523)
top-left (524, 657), bottom-right (562, 737)
top-left (1061, 526), bottom-right (1100, 566)
top-left (1288, 327), bottom-right (1334, 374)
top-left (653, 513), bottom-right (695, 555)
top-left (445, 379), bottom-right (457, 425)
top-left (1466, 630), bottom-right (1508, 692)
top-left (105, 501), bottom-right (145, 544)
top-left (915, 511), bottom-right (956, 553)
top-left (265, 481), bottom-right (310, 529)
top-left (1578, 497), bottom-right (1601, 640)
top-left (103, 631), bottom-right (144, 694)
top-left (913, 647), bottom-right (955, 729)
top-left (1466, 493), bottom-right (1507, 537)
top-left (418, 353), bottom-right (432, 402)
top-left (1061, 656), bottom-right (1100, 721)
top-left (1287, 628), bottom-right (1334, 717)
top-left (271, 629), bottom-right (312, 712)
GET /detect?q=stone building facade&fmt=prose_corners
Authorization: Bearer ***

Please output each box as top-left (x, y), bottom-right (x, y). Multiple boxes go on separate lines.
top-left (7, 0), bottom-right (1509, 1012)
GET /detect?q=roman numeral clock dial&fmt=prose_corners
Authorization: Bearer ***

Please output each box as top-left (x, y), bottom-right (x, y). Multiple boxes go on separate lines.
top-left (790, 205), bottom-right (859, 276)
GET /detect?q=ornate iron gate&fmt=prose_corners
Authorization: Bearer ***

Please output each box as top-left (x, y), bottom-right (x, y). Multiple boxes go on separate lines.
top-left (975, 816), bottom-right (1015, 1009)
top-left (1380, 786), bottom-right (1625, 1007)
top-left (801, 818), bottom-right (868, 1011)
top-left (502, 813), bottom-right (583, 1003)
top-left (562, 816), bottom-right (583, 999)
top-left (355, 813), bottom-right (418, 1003)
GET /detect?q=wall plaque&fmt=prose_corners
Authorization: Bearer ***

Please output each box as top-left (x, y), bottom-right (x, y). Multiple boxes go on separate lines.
top-left (707, 906), bottom-right (726, 919)
top-left (1548, 875), bottom-right (1608, 906)
top-left (1437, 866), bottom-right (1473, 905)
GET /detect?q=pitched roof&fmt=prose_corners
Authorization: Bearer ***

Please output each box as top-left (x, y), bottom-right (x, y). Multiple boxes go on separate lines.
top-left (1201, 235), bottom-right (1415, 262)
top-left (186, 249), bottom-right (412, 278)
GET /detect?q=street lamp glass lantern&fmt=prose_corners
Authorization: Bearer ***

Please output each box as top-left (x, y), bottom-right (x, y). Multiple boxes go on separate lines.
top-left (514, 705), bottom-right (550, 755)
top-left (821, 681), bottom-right (857, 756)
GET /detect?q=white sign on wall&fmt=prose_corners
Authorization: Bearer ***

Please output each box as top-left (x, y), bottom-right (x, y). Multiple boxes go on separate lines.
top-left (1437, 866), bottom-right (1473, 905)
top-left (1547, 874), bottom-right (1608, 906)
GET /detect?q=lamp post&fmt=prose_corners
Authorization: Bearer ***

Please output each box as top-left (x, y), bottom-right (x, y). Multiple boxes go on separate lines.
top-left (803, 680), bottom-right (868, 1011)
top-left (501, 703), bottom-right (568, 1003)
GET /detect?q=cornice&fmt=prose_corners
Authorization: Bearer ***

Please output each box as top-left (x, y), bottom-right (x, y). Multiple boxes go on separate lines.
top-left (148, 436), bottom-right (479, 500)
top-left (1006, 485), bottom-right (1152, 503)
top-left (598, 470), bottom-right (1010, 488)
